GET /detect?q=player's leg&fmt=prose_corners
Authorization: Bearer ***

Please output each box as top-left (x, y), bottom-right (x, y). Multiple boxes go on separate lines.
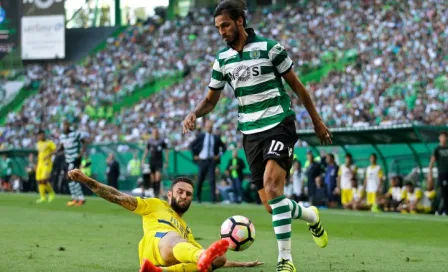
top-left (157, 232), bottom-right (228, 271)
top-left (154, 170), bottom-right (162, 198)
top-left (43, 165), bottom-right (55, 202)
top-left (35, 165), bottom-right (47, 203)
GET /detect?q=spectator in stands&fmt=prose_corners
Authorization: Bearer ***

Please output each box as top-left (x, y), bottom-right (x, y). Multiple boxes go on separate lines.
top-left (217, 171), bottom-right (233, 204)
top-left (127, 152), bottom-right (141, 179)
top-left (226, 150), bottom-right (245, 204)
top-left (336, 153), bottom-right (357, 208)
top-left (428, 131), bottom-right (448, 216)
top-left (190, 121), bottom-right (226, 203)
top-left (324, 153), bottom-right (339, 208)
top-left (106, 153), bottom-right (120, 189)
top-left (0, 154), bottom-right (13, 189)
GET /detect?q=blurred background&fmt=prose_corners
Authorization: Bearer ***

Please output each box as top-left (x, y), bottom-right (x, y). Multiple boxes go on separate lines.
top-left (0, 0), bottom-right (446, 213)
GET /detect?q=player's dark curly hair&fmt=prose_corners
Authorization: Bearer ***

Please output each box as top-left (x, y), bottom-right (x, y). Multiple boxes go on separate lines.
top-left (213, 0), bottom-right (248, 27)
top-left (170, 176), bottom-right (194, 189)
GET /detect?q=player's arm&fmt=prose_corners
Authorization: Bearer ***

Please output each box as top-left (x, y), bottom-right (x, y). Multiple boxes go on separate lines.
top-left (183, 90), bottom-right (221, 133)
top-left (378, 169), bottom-right (384, 193)
top-left (282, 69), bottom-right (332, 145)
top-left (223, 260), bottom-right (263, 268)
top-left (142, 145), bottom-right (149, 165)
top-left (67, 169), bottom-right (137, 211)
top-left (428, 155), bottom-right (436, 183)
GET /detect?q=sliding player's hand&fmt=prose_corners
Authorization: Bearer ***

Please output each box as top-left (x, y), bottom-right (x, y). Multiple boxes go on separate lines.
top-left (242, 260), bottom-right (264, 267)
top-left (67, 169), bottom-right (88, 183)
top-left (182, 112), bottom-right (197, 134)
top-left (313, 120), bottom-right (333, 145)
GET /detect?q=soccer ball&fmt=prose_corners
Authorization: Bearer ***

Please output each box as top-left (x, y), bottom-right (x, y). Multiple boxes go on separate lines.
top-left (220, 215), bottom-right (255, 251)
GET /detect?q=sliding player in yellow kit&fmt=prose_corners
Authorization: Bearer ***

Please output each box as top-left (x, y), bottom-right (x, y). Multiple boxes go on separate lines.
top-left (67, 169), bottom-right (262, 272)
top-left (35, 130), bottom-right (56, 203)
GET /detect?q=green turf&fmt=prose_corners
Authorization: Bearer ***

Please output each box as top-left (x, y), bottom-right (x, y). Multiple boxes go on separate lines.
top-left (1, 193), bottom-right (447, 272)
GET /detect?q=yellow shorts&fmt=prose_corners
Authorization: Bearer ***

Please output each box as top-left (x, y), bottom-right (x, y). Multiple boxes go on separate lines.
top-left (341, 189), bottom-right (353, 205)
top-left (36, 165), bottom-right (52, 181)
top-left (138, 231), bottom-right (203, 266)
top-left (367, 192), bottom-right (377, 206)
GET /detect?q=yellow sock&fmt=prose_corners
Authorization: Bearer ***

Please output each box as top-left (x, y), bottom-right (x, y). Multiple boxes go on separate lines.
top-left (45, 183), bottom-right (55, 195)
top-left (172, 242), bottom-right (204, 264)
top-left (161, 263), bottom-right (198, 272)
top-left (38, 184), bottom-right (46, 200)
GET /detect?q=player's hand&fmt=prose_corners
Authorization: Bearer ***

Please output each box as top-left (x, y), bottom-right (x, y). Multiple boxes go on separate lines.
top-left (334, 187), bottom-right (341, 195)
top-left (242, 260), bottom-right (264, 267)
top-left (67, 169), bottom-right (88, 183)
top-left (182, 112), bottom-right (197, 134)
top-left (313, 120), bottom-right (332, 145)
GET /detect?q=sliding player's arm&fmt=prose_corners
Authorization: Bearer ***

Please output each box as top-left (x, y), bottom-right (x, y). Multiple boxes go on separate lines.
top-left (183, 90), bottom-right (221, 134)
top-left (224, 260), bottom-right (263, 268)
top-left (67, 169), bottom-right (137, 211)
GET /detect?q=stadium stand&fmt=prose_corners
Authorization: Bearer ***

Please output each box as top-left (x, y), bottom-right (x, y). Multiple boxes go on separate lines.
top-left (0, 1), bottom-right (447, 150)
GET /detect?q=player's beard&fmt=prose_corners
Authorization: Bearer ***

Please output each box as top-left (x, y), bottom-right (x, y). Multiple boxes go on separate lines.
top-left (225, 26), bottom-right (240, 47)
top-left (170, 198), bottom-right (191, 214)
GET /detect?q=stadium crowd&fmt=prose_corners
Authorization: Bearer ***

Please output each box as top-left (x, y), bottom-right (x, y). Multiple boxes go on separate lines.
top-left (1, 0), bottom-right (447, 150)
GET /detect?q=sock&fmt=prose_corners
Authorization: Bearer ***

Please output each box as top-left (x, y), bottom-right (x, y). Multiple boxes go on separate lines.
top-left (287, 198), bottom-right (318, 224)
top-left (172, 242), bottom-right (204, 263)
top-left (68, 181), bottom-right (77, 200)
top-left (161, 263), bottom-right (198, 272)
top-left (38, 184), bottom-right (46, 200)
top-left (269, 195), bottom-right (292, 262)
top-left (153, 182), bottom-right (161, 197)
top-left (73, 182), bottom-right (85, 201)
top-left (45, 183), bottom-right (55, 195)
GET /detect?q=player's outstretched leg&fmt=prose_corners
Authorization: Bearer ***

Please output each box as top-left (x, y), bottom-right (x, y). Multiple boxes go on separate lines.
top-left (287, 199), bottom-right (328, 248)
top-left (197, 239), bottom-right (229, 272)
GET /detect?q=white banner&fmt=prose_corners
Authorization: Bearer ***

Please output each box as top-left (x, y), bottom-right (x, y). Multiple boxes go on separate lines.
top-left (0, 81), bottom-right (25, 108)
top-left (21, 15), bottom-right (65, 60)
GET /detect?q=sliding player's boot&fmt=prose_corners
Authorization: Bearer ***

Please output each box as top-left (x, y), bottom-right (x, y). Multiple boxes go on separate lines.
top-left (197, 239), bottom-right (229, 272)
top-left (139, 259), bottom-right (162, 272)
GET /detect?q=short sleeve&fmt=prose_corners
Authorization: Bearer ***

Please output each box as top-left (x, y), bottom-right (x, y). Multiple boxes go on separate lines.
top-left (378, 168), bottom-right (383, 179)
top-left (388, 188), bottom-right (392, 194)
top-left (133, 197), bottom-right (162, 216)
top-left (268, 42), bottom-right (294, 75)
top-left (208, 59), bottom-right (225, 91)
top-left (433, 147), bottom-right (439, 159)
top-left (337, 167), bottom-right (342, 176)
top-left (49, 141), bottom-right (57, 152)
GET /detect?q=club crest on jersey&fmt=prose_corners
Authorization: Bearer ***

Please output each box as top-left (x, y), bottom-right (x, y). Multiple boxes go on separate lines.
top-left (233, 65), bottom-right (251, 82)
top-left (249, 48), bottom-right (260, 59)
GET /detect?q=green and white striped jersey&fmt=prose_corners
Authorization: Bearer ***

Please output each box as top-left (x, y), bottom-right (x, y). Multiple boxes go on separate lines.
top-left (209, 28), bottom-right (295, 134)
top-left (60, 130), bottom-right (84, 163)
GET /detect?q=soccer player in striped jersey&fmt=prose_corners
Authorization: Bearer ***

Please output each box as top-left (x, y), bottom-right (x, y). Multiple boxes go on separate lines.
top-left (182, 1), bottom-right (331, 271)
top-left (60, 121), bottom-right (88, 206)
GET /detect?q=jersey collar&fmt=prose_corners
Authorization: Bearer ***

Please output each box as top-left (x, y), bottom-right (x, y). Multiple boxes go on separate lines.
top-left (228, 28), bottom-right (256, 50)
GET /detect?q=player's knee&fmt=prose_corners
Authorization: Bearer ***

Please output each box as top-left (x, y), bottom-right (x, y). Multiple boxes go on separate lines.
top-left (212, 255), bottom-right (227, 269)
top-left (263, 202), bottom-right (272, 214)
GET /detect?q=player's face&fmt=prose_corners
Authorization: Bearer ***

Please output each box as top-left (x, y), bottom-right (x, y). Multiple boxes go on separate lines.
top-left (168, 182), bottom-right (193, 214)
top-left (346, 156), bottom-right (352, 164)
top-left (37, 133), bottom-right (44, 141)
top-left (63, 122), bottom-right (70, 132)
top-left (370, 155), bottom-right (376, 164)
top-left (153, 129), bottom-right (159, 139)
top-left (215, 14), bottom-right (240, 46)
top-left (440, 134), bottom-right (447, 145)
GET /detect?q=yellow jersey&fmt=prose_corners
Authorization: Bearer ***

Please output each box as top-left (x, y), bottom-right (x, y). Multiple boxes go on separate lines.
top-left (405, 188), bottom-right (423, 205)
top-left (36, 140), bottom-right (56, 166)
top-left (133, 197), bottom-right (201, 266)
top-left (338, 164), bottom-right (357, 189)
top-left (365, 164), bottom-right (383, 193)
top-left (388, 186), bottom-right (406, 202)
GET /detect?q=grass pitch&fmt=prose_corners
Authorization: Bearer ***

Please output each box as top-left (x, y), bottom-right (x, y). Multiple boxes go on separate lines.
top-left (1, 193), bottom-right (447, 272)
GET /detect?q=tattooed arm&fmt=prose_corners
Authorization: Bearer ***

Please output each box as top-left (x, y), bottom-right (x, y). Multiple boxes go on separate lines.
top-left (67, 169), bottom-right (137, 211)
